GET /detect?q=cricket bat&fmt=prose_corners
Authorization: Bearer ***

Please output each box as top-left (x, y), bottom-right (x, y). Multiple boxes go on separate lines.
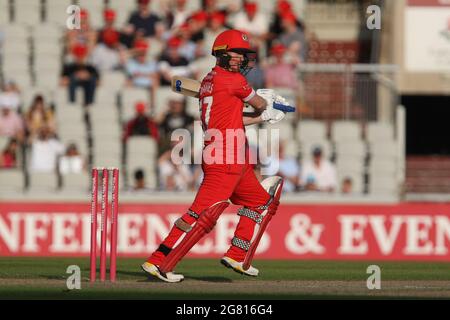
top-left (171, 76), bottom-right (296, 113)
top-left (171, 76), bottom-right (200, 98)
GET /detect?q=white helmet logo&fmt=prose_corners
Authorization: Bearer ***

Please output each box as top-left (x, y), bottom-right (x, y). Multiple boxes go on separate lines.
top-left (242, 33), bottom-right (248, 41)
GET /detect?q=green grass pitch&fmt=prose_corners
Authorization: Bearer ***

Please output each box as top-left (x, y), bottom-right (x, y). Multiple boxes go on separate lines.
top-left (0, 258), bottom-right (449, 299)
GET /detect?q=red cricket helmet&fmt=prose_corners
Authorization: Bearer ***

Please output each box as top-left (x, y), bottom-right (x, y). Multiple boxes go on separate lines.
top-left (211, 29), bottom-right (254, 56)
top-left (212, 29), bottom-right (256, 75)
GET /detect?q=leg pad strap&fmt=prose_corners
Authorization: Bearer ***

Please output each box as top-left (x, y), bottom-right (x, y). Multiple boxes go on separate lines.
top-left (232, 236), bottom-right (251, 251)
top-left (175, 218), bottom-right (192, 233)
top-left (237, 207), bottom-right (263, 224)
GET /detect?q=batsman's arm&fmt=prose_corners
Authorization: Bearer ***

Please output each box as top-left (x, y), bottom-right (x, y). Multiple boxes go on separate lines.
top-left (242, 94), bottom-right (267, 126)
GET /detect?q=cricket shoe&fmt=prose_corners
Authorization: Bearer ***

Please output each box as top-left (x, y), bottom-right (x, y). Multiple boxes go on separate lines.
top-left (141, 262), bottom-right (184, 283)
top-left (220, 256), bottom-right (259, 277)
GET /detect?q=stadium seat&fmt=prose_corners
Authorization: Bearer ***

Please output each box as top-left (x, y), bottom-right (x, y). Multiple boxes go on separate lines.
top-left (126, 137), bottom-right (157, 156)
top-left (58, 121), bottom-right (87, 137)
top-left (300, 139), bottom-right (332, 161)
top-left (94, 87), bottom-right (119, 106)
top-left (2, 55), bottom-right (29, 72)
top-left (27, 172), bottom-right (59, 192)
top-left (283, 140), bottom-right (300, 159)
top-left (107, 0), bottom-right (135, 27)
top-left (0, 0), bottom-right (9, 24)
top-left (92, 138), bottom-right (122, 156)
top-left (2, 41), bottom-right (29, 54)
top-left (91, 124), bottom-right (122, 140)
top-left (370, 141), bottom-right (397, 158)
top-left (336, 155), bottom-right (365, 174)
top-left (120, 88), bottom-right (150, 121)
top-left (0, 24), bottom-right (28, 39)
top-left (153, 87), bottom-right (174, 117)
top-left (54, 104), bottom-right (85, 122)
top-left (14, 0), bottom-right (41, 26)
top-left (0, 136), bottom-right (9, 150)
top-left (186, 96), bottom-right (200, 118)
top-left (0, 169), bottom-right (25, 192)
top-left (146, 38), bottom-right (164, 59)
top-left (34, 44), bottom-right (62, 58)
top-left (77, 0), bottom-right (104, 29)
top-left (100, 72), bottom-right (126, 92)
top-left (335, 140), bottom-right (367, 158)
top-left (367, 122), bottom-right (394, 143)
top-left (45, 0), bottom-right (73, 26)
top-left (297, 120), bottom-right (327, 142)
top-left (61, 172), bottom-right (90, 192)
top-left (93, 155), bottom-right (122, 168)
top-left (32, 24), bottom-right (61, 40)
top-left (369, 158), bottom-right (397, 176)
top-left (331, 120), bottom-right (362, 142)
top-left (262, 121), bottom-right (295, 142)
top-left (35, 73), bottom-right (60, 90)
top-left (33, 61), bottom-right (60, 76)
top-left (5, 73), bottom-right (32, 89)
top-left (369, 176), bottom-right (398, 195)
top-left (89, 105), bottom-right (119, 123)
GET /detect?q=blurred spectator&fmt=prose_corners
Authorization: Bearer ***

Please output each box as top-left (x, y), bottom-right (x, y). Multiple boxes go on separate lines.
top-left (260, 142), bottom-right (299, 192)
top-left (25, 95), bottom-right (56, 141)
top-left (123, 0), bottom-right (164, 40)
top-left (187, 11), bottom-right (208, 45)
top-left (277, 142), bottom-right (300, 192)
top-left (133, 168), bottom-right (152, 191)
top-left (279, 11), bottom-right (307, 63)
top-left (175, 23), bottom-right (201, 62)
top-left (204, 11), bottom-right (227, 54)
top-left (58, 143), bottom-right (86, 174)
top-left (300, 146), bottom-right (337, 192)
top-left (264, 43), bottom-right (298, 89)
top-left (91, 28), bottom-right (126, 71)
top-left (158, 37), bottom-right (194, 86)
top-left (0, 138), bottom-right (18, 168)
top-left (66, 9), bottom-right (97, 57)
top-left (158, 140), bottom-right (193, 191)
top-left (341, 177), bottom-right (353, 194)
top-left (269, 0), bottom-right (294, 39)
top-left (245, 51), bottom-right (265, 89)
top-left (102, 8), bottom-right (117, 30)
top-left (158, 93), bottom-right (194, 151)
top-left (29, 126), bottom-right (64, 173)
top-left (0, 101), bottom-right (25, 142)
top-left (0, 80), bottom-right (21, 111)
top-left (61, 43), bottom-right (100, 106)
top-left (166, 0), bottom-right (192, 29)
top-left (126, 39), bottom-right (159, 103)
top-left (232, 2), bottom-right (268, 50)
top-left (123, 101), bottom-right (160, 141)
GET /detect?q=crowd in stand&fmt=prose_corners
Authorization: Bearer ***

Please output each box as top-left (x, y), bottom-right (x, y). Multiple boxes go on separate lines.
top-left (0, 0), bottom-right (357, 194)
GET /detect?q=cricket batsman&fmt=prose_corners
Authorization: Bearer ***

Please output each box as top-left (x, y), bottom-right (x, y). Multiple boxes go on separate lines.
top-left (142, 29), bottom-right (293, 282)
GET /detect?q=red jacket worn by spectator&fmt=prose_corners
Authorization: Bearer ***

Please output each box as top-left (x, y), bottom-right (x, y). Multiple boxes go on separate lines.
top-left (123, 102), bottom-right (159, 141)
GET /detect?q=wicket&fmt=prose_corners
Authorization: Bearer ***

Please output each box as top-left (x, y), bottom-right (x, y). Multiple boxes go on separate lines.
top-left (90, 167), bottom-right (119, 282)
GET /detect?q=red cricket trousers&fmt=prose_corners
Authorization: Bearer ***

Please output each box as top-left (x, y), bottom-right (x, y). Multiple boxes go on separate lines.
top-left (148, 163), bottom-right (271, 265)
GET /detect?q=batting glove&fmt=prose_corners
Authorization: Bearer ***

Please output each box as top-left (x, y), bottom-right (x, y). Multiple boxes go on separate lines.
top-left (257, 89), bottom-right (286, 124)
